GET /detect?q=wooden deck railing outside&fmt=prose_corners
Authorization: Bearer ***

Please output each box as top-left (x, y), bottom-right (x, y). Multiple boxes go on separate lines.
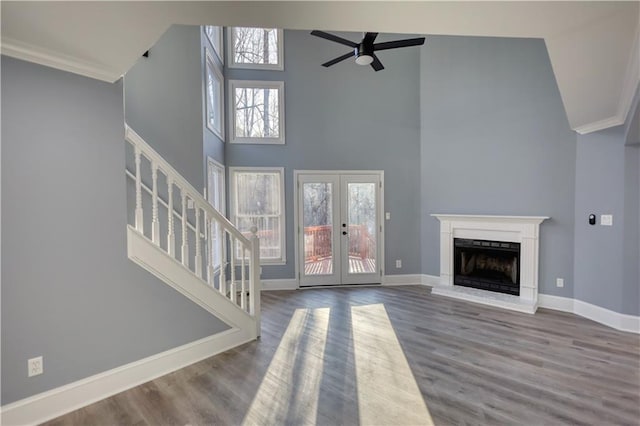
top-left (304, 224), bottom-right (375, 261)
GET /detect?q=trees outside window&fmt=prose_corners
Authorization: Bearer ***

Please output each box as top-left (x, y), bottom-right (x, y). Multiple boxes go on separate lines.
top-left (229, 80), bottom-right (285, 144)
top-left (229, 27), bottom-right (283, 70)
top-left (230, 167), bottom-right (286, 264)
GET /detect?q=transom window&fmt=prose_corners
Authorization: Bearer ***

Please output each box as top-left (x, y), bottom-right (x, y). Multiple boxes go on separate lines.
top-left (230, 167), bottom-right (286, 264)
top-left (229, 80), bottom-right (285, 144)
top-left (229, 27), bottom-right (284, 70)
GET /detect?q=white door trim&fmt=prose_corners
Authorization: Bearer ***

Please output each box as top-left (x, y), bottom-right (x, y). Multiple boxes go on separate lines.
top-left (294, 170), bottom-right (384, 287)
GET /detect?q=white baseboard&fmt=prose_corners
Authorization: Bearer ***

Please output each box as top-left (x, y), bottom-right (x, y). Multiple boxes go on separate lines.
top-left (421, 274), bottom-right (440, 287)
top-left (261, 278), bottom-right (298, 291)
top-left (537, 294), bottom-right (574, 313)
top-left (538, 294), bottom-right (639, 333)
top-left (0, 328), bottom-right (254, 426)
top-left (383, 274), bottom-right (424, 286)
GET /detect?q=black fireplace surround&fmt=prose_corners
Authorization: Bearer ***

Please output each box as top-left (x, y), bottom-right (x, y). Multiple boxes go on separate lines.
top-left (454, 238), bottom-right (520, 296)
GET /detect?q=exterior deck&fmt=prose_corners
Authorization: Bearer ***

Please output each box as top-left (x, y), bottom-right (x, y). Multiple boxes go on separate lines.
top-left (304, 256), bottom-right (376, 275)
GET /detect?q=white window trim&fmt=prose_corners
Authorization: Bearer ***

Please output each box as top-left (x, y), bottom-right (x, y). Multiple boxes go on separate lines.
top-left (206, 157), bottom-right (226, 214)
top-left (204, 26), bottom-right (224, 64)
top-left (228, 80), bottom-right (285, 145)
top-left (229, 166), bottom-right (286, 265)
top-left (207, 157), bottom-right (226, 272)
top-left (227, 27), bottom-right (284, 71)
top-left (205, 49), bottom-right (225, 140)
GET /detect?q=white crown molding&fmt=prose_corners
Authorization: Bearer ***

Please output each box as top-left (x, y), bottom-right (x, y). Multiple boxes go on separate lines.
top-left (1, 37), bottom-right (120, 83)
top-left (0, 328), bottom-right (254, 426)
top-left (574, 115), bottom-right (627, 135)
top-left (575, 27), bottom-right (639, 135)
top-left (261, 278), bottom-right (298, 291)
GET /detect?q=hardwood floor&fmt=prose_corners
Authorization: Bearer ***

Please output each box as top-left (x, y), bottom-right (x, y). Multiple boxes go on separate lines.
top-left (45, 286), bottom-right (640, 426)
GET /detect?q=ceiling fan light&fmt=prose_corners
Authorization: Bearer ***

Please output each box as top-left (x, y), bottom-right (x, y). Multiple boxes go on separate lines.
top-left (355, 54), bottom-right (373, 66)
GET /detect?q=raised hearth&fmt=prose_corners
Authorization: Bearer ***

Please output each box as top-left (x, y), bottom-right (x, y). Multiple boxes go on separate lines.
top-left (431, 214), bottom-right (549, 314)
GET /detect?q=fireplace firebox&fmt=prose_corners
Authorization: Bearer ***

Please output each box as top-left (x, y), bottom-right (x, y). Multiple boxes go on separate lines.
top-left (454, 238), bottom-right (520, 296)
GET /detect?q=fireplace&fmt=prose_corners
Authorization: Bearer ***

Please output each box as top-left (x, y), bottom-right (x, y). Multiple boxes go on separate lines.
top-left (454, 238), bottom-right (520, 296)
top-left (431, 214), bottom-right (548, 314)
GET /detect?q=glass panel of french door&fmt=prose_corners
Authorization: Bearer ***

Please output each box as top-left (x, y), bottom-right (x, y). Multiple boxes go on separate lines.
top-left (298, 174), bottom-right (341, 286)
top-left (341, 175), bottom-right (381, 284)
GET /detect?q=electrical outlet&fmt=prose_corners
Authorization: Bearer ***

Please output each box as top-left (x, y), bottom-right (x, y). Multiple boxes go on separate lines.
top-left (556, 278), bottom-right (564, 288)
top-left (395, 259), bottom-right (402, 269)
top-left (28, 356), bottom-right (43, 377)
top-left (601, 214), bottom-right (613, 226)
top-left (385, 212), bottom-right (391, 220)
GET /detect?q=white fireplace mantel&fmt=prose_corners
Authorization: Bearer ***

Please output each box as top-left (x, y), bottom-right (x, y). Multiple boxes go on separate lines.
top-left (431, 214), bottom-right (549, 314)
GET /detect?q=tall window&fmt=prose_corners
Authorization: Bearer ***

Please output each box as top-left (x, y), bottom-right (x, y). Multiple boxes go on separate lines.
top-left (204, 26), bottom-right (223, 63)
top-left (230, 167), bottom-right (286, 264)
top-left (207, 159), bottom-right (226, 270)
top-left (205, 50), bottom-right (224, 139)
top-left (229, 80), bottom-right (285, 144)
top-left (229, 27), bottom-right (284, 70)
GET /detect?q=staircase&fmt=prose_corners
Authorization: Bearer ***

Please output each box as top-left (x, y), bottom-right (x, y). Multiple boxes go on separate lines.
top-left (124, 125), bottom-right (261, 339)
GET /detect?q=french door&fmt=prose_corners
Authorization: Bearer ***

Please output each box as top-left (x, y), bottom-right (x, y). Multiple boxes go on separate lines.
top-left (296, 171), bottom-right (383, 286)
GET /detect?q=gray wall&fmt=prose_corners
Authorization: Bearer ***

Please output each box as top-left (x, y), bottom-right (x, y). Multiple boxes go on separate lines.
top-left (1, 56), bottom-right (228, 405)
top-left (125, 25), bottom-right (206, 191)
top-left (226, 30), bottom-right (422, 279)
top-left (419, 36), bottom-right (577, 297)
top-left (574, 88), bottom-right (640, 315)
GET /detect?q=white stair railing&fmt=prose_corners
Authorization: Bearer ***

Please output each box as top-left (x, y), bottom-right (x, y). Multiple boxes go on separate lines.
top-left (124, 125), bottom-right (260, 330)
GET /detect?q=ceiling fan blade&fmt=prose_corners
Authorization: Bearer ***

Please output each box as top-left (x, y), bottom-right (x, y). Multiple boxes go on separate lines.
top-left (371, 54), bottom-right (384, 71)
top-left (373, 37), bottom-right (426, 51)
top-left (311, 30), bottom-right (358, 48)
top-left (363, 32), bottom-right (378, 45)
top-left (322, 51), bottom-right (355, 67)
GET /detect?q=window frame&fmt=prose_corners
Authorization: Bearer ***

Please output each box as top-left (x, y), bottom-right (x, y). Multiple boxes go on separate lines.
top-left (228, 79), bottom-right (285, 145)
top-left (205, 49), bottom-right (225, 140)
top-left (207, 157), bottom-right (226, 271)
top-left (204, 26), bottom-right (224, 64)
top-left (227, 27), bottom-right (284, 71)
top-left (229, 166), bottom-right (286, 265)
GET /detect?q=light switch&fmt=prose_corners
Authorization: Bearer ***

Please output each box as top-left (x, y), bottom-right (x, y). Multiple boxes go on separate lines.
top-left (385, 212), bottom-right (391, 220)
top-left (601, 214), bottom-right (613, 226)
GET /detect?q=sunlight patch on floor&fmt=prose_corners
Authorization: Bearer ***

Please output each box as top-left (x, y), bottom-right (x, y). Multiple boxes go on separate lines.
top-left (351, 303), bottom-right (434, 426)
top-left (242, 308), bottom-right (330, 425)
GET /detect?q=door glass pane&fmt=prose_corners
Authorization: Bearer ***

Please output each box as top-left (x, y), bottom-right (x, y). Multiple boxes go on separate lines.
top-left (303, 183), bottom-right (333, 275)
top-left (347, 183), bottom-right (377, 274)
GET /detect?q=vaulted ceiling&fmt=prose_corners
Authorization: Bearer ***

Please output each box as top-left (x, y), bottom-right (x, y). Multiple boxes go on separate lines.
top-left (2, 1), bottom-right (638, 134)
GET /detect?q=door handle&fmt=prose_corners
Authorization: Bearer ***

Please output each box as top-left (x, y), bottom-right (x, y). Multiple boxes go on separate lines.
top-left (342, 231), bottom-right (348, 235)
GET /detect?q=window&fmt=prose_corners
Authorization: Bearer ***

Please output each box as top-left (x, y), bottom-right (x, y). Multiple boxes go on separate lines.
top-left (228, 27), bottom-right (284, 70)
top-left (204, 26), bottom-right (223, 63)
top-left (207, 158), bottom-right (226, 270)
top-left (230, 167), bottom-right (286, 264)
top-left (229, 80), bottom-right (285, 144)
top-left (205, 50), bottom-right (224, 139)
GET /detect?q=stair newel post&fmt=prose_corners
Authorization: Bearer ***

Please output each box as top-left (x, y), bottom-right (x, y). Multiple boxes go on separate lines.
top-left (181, 192), bottom-right (189, 267)
top-left (230, 238), bottom-right (236, 303)
top-left (151, 162), bottom-right (160, 245)
top-left (195, 207), bottom-right (202, 278)
top-left (134, 146), bottom-right (144, 232)
top-left (249, 226), bottom-right (261, 337)
top-left (167, 177), bottom-right (175, 257)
